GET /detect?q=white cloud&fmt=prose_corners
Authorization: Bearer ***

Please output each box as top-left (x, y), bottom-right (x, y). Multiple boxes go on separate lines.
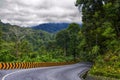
top-left (0, 0), bottom-right (82, 27)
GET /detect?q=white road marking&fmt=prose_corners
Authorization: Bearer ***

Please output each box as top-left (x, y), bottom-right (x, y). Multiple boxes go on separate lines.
top-left (2, 69), bottom-right (28, 80)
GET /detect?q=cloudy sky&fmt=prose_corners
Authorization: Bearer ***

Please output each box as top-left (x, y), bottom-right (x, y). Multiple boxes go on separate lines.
top-left (0, 0), bottom-right (82, 27)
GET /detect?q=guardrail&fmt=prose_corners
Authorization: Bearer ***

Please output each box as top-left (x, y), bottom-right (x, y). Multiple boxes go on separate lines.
top-left (0, 62), bottom-right (75, 70)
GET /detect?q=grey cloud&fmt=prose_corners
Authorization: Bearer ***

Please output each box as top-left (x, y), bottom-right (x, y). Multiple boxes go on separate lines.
top-left (0, 0), bottom-right (82, 27)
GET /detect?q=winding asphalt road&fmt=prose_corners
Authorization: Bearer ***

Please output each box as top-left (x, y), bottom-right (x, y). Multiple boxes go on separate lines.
top-left (0, 63), bottom-right (92, 80)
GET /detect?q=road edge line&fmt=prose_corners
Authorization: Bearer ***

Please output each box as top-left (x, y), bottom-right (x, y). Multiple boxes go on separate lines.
top-left (2, 69), bottom-right (28, 80)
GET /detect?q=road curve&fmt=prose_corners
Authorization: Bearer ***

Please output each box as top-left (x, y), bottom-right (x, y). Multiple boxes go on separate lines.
top-left (2, 63), bottom-right (92, 80)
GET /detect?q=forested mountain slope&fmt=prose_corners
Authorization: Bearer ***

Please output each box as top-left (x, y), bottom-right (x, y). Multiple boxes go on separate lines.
top-left (0, 21), bottom-right (56, 62)
top-left (0, 21), bottom-right (80, 62)
top-left (31, 23), bottom-right (69, 33)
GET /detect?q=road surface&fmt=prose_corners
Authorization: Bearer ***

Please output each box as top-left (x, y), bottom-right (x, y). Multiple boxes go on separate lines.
top-left (0, 63), bottom-right (92, 80)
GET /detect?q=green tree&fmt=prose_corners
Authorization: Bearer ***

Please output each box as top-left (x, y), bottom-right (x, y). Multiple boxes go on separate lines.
top-left (19, 40), bottom-right (33, 55)
top-left (56, 30), bottom-right (70, 56)
top-left (10, 26), bottom-right (26, 57)
top-left (67, 23), bottom-right (80, 61)
top-left (76, 0), bottom-right (120, 61)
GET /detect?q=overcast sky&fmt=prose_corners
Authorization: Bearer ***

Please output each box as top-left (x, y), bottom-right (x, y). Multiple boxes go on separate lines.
top-left (0, 0), bottom-right (82, 27)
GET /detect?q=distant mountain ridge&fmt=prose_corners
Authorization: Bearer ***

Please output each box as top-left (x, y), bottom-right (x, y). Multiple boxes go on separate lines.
top-left (31, 23), bottom-right (70, 33)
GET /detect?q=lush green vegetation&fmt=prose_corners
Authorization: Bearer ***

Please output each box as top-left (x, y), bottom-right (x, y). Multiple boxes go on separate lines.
top-left (0, 21), bottom-right (81, 62)
top-left (76, 0), bottom-right (120, 79)
top-left (0, 0), bottom-right (120, 79)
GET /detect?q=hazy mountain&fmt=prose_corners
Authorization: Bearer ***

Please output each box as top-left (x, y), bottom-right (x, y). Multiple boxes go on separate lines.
top-left (31, 23), bottom-right (70, 33)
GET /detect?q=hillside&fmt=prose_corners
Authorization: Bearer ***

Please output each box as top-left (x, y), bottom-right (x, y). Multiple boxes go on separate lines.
top-left (31, 23), bottom-right (70, 33)
top-left (0, 21), bottom-right (56, 62)
top-left (0, 21), bottom-right (77, 62)
top-left (1, 22), bottom-right (53, 49)
top-left (1, 21), bottom-right (83, 62)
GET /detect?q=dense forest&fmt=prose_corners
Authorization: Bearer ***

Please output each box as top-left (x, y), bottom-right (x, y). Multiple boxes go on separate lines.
top-left (0, 20), bottom-right (82, 62)
top-left (76, 0), bottom-right (120, 79)
top-left (0, 21), bottom-right (54, 62)
top-left (0, 0), bottom-right (120, 79)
